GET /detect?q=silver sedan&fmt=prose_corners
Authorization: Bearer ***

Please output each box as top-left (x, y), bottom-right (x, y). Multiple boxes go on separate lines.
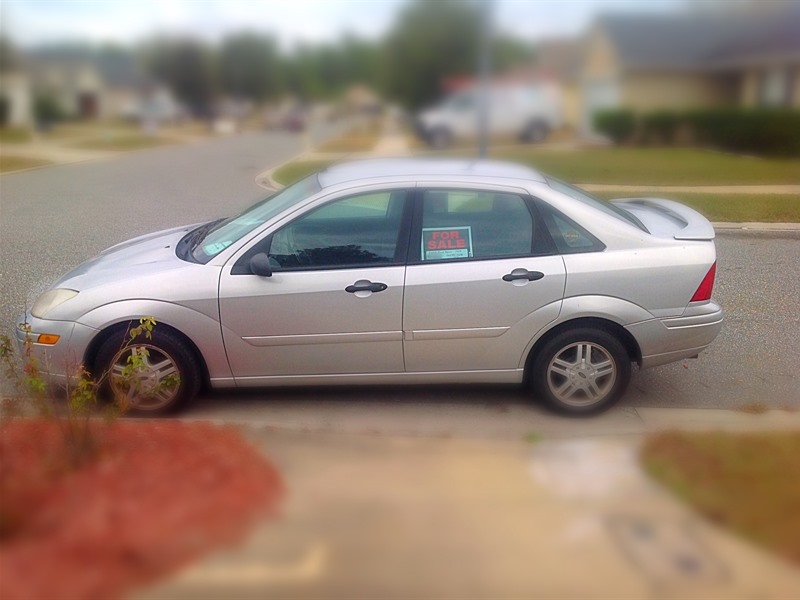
top-left (17, 159), bottom-right (723, 415)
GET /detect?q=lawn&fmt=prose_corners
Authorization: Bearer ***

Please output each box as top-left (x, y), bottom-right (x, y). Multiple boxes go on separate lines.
top-left (641, 431), bottom-right (800, 566)
top-left (316, 120), bottom-right (382, 153)
top-left (594, 191), bottom-right (800, 222)
top-left (70, 134), bottom-right (175, 151)
top-left (0, 127), bottom-right (33, 144)
top-left (0, 155), bottom-right (52, 173)
top-left (491, 147), bottom-right (800, 186)
top-left (272, 159), bottom-right (336, 186)
top-left (272, 158), bottom-right (799, 222)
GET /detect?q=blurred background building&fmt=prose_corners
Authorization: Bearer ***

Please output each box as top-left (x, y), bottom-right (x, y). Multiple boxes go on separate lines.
top-left (1, 0), bottom-right (798, 150)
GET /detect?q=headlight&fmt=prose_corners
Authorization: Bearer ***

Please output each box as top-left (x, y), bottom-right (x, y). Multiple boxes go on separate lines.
top-left (31, 289), bottom-right (79, 318)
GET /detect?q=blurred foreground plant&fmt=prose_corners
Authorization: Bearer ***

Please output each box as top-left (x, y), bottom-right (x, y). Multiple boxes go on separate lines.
top-left (0, 317), bottom-right (178, 467)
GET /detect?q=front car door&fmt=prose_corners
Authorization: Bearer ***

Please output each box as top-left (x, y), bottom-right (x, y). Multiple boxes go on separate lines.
top-left (403, 185), bottom-right (566, 379)
top-left (218, 187), bottom-right (412, 385)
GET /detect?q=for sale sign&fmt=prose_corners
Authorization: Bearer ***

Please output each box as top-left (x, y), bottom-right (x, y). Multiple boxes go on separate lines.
top-left (422, 226), bottom-right (473, 260)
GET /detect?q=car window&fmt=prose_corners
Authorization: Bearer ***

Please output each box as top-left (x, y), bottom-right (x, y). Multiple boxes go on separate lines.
top-left (538, 203), bottom-right (605, 254)
top-left (419, 190), bottom-right (534, 261)
top-left (545, 175), bottom-right (648, 232)
top-left (192, 175), bottom-right (321, 263)
top-left (268, 191), bottom-right (407, 270)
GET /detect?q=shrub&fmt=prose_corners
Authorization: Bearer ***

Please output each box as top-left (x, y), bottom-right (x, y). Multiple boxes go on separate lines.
top-left (0, 95), bottom-right (9, 126)
top-left (0, 317), bottom-right (174, 467)
top-left (593, 109), bottom-right (636, 144)
top-left (33, 95), bottom-right (65, 125)
top-left (641, 110), bottom-right (680, 144)
top-left (685, 108), bottom-right (800, 157)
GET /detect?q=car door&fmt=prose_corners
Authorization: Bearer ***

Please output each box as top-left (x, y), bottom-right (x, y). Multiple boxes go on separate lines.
top-left (218, 188), bottom-right (411, 384)
top-left (403, 186), bottom-right (566, 375)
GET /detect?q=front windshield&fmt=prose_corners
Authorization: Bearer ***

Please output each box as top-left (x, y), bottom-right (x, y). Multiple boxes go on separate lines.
top-left (545, 175), bottom-right (648, 232)
top-left (191, 175), bottom-right (321, 263)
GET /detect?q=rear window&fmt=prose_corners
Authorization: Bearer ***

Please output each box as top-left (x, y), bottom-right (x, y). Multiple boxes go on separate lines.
top-left (545, 176), bottom-right (648, 232)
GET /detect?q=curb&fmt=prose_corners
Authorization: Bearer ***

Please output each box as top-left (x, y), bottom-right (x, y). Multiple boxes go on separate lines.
top-left (713, 221), bottom-right (800, 231)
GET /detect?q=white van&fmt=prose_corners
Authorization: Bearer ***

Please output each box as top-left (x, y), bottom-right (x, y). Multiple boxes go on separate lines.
top-left (416, 82), bottom-right (562, 148)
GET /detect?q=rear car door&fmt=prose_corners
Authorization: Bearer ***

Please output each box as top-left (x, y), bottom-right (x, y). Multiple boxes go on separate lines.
top-left (218, 188), bottom-right (411, 383)
top-left (403, 186), bottom-right (566, 374)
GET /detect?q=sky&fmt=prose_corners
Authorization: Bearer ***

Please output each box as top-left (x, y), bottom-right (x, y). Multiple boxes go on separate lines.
top-left (2, 0), bottom-right (689, 49)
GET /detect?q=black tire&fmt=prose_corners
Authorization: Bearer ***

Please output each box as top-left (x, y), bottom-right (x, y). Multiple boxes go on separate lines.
top-left (520, 121), bottom-right (548, 144)
top-left (427, 127), bottom-right (453, 149)
top-left (95, 327), bottom-right (201, 415)
top-left (530, 327), bottom-right (631, 415)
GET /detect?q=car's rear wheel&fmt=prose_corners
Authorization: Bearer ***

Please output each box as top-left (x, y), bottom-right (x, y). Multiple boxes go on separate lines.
top-left (96, 328), bottom-right (200, 414)
top-left (531, 328), bottom-right (631, 415)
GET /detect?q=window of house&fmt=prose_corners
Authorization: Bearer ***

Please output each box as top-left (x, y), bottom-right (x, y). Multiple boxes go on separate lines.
top-left (760, 67), bottom-right (790, 107)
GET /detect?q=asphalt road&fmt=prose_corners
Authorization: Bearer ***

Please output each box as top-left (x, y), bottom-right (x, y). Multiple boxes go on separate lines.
top-left (2, 133), bottom-right (798, 423)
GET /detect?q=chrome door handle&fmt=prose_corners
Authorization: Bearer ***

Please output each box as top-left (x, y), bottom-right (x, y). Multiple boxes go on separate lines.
top-left (345, 280), bottom-right (388, 293)
top-left (502, 269), bottom-right (544, 282)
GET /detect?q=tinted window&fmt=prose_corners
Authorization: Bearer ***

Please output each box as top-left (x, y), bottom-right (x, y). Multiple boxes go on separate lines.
top-left (420, 190), bottom-right (534, 261)
top-left (193, 175), bottom-right (321, 263)
top-left (546, 175), bottom-right (647, 232)
top-left (268, 191), bottom-right (407, 270)
top-left (539, 204), bottom-right (605, 254)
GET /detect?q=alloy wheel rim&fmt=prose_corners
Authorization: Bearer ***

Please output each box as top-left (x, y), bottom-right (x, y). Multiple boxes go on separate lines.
top-left (110, 344), bottom-right (180, 411)
top-left (546, 341), bottom-right (616, 407)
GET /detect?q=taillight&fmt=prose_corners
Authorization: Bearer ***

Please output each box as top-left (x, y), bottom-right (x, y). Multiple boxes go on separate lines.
top-left (691, 262), bottom-right (716, 302)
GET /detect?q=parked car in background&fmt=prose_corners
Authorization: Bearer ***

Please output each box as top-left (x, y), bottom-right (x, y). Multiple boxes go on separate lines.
top-left (18, 159), bottom-right (722, 415)
top-left (416, 83), bottom-right (563, 148)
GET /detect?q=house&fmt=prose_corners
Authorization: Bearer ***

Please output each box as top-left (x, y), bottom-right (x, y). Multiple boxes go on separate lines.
top-left (25, 47), bottom-right (180, 124)
top-left (579, 4), bottom-right (800, 134)
top-left (0, 71), bottom-right (32, 126)
top-left (532, 38), bottom-right (584, 130)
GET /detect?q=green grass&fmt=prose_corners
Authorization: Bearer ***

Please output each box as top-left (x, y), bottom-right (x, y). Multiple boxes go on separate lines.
top-left (642, 431), bottom-right (800, 566)
top-left (594, 192), bottom-right (800, 222)
top-left (0, 127), bottom-right (33, 144)
top-left (272, 159), bottom-right (798, 222)
top-left (272, 159), bottom-right (336, 186)
top-left (70, 134), bottom-right (174, 151)
top-left (0, 155), bottom-right (52, 173)
top-left (492, 147), bottom-right (800, 185)
top-left (316, 133), bottom-right (379, 153)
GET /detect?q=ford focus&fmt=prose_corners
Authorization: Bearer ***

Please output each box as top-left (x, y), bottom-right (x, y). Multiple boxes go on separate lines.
top-left (17, 159), bottom-right (723, 415)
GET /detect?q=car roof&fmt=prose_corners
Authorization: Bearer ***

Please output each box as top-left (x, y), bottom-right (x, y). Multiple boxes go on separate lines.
top-left (316, 158), bottom-right (547, 188)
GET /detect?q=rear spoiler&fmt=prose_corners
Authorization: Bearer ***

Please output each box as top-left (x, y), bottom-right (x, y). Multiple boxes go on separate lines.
top-left (611, 198), bottom-right (716, 241)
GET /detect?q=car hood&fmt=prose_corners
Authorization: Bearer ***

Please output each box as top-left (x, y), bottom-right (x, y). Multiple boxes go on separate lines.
top-left (54, 223), bottom-right (199, 290)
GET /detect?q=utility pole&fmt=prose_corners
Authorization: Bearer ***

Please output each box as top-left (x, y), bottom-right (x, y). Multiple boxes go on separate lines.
top-left (477, 0), bottom-right (493, 158)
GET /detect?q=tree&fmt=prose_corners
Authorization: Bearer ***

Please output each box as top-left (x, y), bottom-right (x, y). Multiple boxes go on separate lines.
top-left (218, 32), bottom-right (283, 102)
top-left (381, 0), bottom-right (534, 111)
top-left (0, 36), bottom-right (19, 72)
top-left (383, 0), bottom-right (482, 110)
top-left (142, 37), bottom-right (217, 116)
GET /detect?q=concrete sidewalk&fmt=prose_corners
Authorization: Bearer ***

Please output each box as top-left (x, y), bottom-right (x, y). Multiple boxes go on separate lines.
top-left (137, 411), bottom-right (800, 599)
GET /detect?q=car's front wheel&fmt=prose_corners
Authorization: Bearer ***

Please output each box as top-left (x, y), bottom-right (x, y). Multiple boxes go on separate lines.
top-left (520, 120), bottom-right (549, 143)
top-left (531, 328), bottom-right (631, 415)
top-left (96, 327), bottom-right (201, 414)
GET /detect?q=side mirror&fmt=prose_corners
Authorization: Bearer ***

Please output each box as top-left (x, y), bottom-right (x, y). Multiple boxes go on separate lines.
top-left (249, 252), bottom-right (273, 277)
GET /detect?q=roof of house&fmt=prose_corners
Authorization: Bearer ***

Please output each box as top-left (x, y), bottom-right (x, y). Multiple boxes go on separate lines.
top-left (25, 46), bottom-right (145, 88)
top-left (598, 5), bottom-right (800, 71)
top-left (534, 37), bottom-right (584, 80)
